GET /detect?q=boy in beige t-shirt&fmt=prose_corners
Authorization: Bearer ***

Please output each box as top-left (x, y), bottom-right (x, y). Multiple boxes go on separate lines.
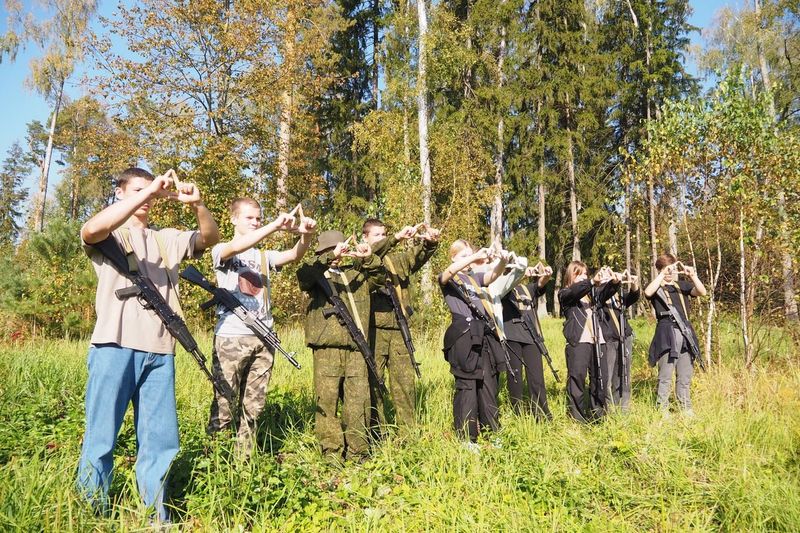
top-left (76, 167), bottom-right (219, 522)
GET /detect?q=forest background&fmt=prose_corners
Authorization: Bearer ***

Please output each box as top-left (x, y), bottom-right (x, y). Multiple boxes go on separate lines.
top-left (1, 0), bottom-right (800, 365)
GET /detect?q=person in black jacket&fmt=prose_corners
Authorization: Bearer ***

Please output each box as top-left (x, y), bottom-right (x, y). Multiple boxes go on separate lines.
top-left (501, 264), bottom-right (553, 420)
top-left (643, 254), bottom-right (706, 415)
top-left (439, 240), bottom-right (508, 445)
top-left (558, 262), bottom-right (619, 423)
top-left (600, 272), bottom-right (640, 412)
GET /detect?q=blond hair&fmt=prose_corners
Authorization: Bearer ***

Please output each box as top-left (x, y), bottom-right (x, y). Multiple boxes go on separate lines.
top-left (563, 260), bottom-right (588, 287)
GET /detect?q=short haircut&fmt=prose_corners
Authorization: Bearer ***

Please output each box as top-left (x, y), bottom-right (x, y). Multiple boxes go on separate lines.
top-left (448, 239), bottom-right (473, 260)
top-left (116, 167), bottom-right (154, 188)
top-left (230, 197), bottom-right (261, 216)
top-left (655, 253), bottom-right (677, 272)
top-left (563, 260), bottom-right (588, 287)
top-left (362, 218), bottom-right (385, 235)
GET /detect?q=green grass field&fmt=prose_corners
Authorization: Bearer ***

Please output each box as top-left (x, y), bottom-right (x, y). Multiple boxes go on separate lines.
top-left (1, 318), bottom-right (799, 531)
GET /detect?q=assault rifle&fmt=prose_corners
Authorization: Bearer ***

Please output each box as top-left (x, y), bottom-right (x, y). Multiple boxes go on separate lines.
top-left (654, 286), bottom-right (706, 371)
top-left (590, 285), bottom-right (606, 408)
top-left (381, 279), bottom-right (421, 378)
top-left (316, 275), bottom-right (388, 397)
top-left (179, 265), bottom-right (301, 369)
top-left (616, 287), bottom-right (630, 391)
top-left (91, 236), bottom-right (230, 401)
top-left (515, 287), bottom-right (560, 383)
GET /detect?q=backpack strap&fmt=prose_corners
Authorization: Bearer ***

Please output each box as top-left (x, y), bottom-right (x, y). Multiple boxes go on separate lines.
top-left (260, 249), bottom-right (273, 319)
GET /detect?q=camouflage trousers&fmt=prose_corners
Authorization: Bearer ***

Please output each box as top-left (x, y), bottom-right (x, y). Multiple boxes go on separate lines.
top-left (207, 335), bottom-right (274, 451)
top-left (370, 327), bottom-right (417, 428)
top-left (313, 347), bottom-right (371, 459)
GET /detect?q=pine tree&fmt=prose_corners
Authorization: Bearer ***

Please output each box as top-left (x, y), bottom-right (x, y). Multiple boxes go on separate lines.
top-left (0, 143), bottom-right (31, 249)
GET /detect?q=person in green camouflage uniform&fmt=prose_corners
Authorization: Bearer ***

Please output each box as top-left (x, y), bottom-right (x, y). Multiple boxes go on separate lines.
top-left (296, 230), bottom-right (383, 460)
top-left (362, 220), bottom-right (440, 428)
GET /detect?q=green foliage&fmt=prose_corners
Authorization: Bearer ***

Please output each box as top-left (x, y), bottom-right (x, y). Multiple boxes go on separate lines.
top-left (0, 142), bottom-right (31, 249)
top-left (0, 218), bottom-right (95, 339)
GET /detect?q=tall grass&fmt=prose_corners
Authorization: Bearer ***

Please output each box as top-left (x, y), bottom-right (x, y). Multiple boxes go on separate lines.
top-left (1, 319), bottom-right (799, 531)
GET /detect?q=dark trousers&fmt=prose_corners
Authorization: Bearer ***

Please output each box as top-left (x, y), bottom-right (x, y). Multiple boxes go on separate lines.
top-left (565, 342), bottom-right (608, 423)
top-left (453, 371), bottom-right (499, 443)
top-left (506, 340), bottom-right (552, 420)
top-left (609, 336), bottom-right (633, 410)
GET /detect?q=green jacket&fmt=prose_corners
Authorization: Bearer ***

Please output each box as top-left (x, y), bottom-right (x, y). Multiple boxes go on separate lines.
top-left (297, 251), bottom-right (383, 349)
top-left (369, 235), bottom-right (439, 330)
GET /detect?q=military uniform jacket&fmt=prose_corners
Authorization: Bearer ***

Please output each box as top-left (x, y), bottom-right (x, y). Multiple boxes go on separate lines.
top-left (502, 281), bottom-right (545, 345)
top-left (558, 279), bottom-right (618, 347)
top-left (601, 288), bottom-right (640, 342)
top-left (297, 252), bottom-right (383, 350)
top-left (369, 235), bottom-right (438, 330)
top-left (646, 280), bottom-right (699, 366)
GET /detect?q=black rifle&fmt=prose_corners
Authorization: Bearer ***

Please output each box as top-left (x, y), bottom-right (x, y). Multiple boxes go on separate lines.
top-left (654, 287), bottom-right (706, 371)
top-left (91, 236), bottom-right (230, 401)
top-left (315, 275), bottom-right (388, 397)
top-left (616, 287), bottom-right (630, 391)
top-left (447, 279), bottom-right (520, 382)
top-left (515, 287), bottom-right (560, 383)
top-left (179, 265), bottom-right (301, 370)
top-left (590, 286), bottom-right (606, 408)
top-left (381, 277), bottom-right (421, 378)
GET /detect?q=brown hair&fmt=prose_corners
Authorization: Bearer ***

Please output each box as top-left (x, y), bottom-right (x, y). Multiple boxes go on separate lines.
top-left (230, 197), bottom-right (261, 216)
top-left (362, 218), bottom-right (385, 235)
top-left (655, 253), bottom-right (677, 272)
top-left (563, 260), bottom-right (588, 287)
top-left (116, 167), bottom-right (154, 188)
top-left (448, 239), bottom-right (473, 260)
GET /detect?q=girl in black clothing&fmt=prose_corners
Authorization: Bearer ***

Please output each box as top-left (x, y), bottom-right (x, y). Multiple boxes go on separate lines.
top-left (558, 262), bottom-right (619, 422)
top-left (643, 254), bottom-right (706, 415)
top-left (439, 240), bottom-right (508, 443)
top-left (502, 264), bottom-right (553, 420)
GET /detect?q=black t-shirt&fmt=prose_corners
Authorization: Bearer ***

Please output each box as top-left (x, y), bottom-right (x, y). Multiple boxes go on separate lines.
top-left (647, 281), bottom-right (694, 321)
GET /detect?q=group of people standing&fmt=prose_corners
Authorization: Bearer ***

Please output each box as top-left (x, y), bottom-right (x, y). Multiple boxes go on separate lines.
top-left (74, 167), bottom-right (707, 521)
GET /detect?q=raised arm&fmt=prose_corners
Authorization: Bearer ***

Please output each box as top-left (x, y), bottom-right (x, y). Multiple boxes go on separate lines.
top-left (272, 217), bottom-right (318, 267)
top-left (558, 279), bottom-right (593, 307)
top-left (439, 248), bottom-right (491, 285)
top-left (81, 173), bottom-right (175, 244)
top-left (644, 267), bottom-right (668, 298)
top-left (684, 266), bottom-right (707, 297)
top-left (216, 212), bottom-right (296, 262)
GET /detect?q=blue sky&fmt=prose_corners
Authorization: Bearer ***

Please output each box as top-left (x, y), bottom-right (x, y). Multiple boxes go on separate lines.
top-left (0, 0), bottom-right (739, 198)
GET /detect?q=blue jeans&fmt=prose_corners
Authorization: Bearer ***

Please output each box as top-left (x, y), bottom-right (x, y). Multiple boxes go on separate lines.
top-left (76, 344), bottom-right (179, 521)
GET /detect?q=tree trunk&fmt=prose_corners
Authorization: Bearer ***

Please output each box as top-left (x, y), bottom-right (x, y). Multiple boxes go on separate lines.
top-left (704, 221), bottom-right (722, 368)
top-left (491, 15), bottom-right (506, 243)
top-left (33, 77), bottom-right (64, 232)
top-left (739, 207), bottom-right (753, 366)
top-left (372, 0), bottom-right (380, 110)
top-left (418, 0), bottom-right (433, 303)
top-left (538, 177), bottom-right (547, 317)
top-left (276, 7), bottom-right (296, 213)
top-left (566, 127), bottom-right (579, 261)
top-left (754, 0), bottom-right (797, 320)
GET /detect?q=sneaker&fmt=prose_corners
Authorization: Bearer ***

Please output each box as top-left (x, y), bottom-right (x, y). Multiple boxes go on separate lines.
top-left (462, 441), bottom-right (481, 455)
top-left (683, 409), bottom-right (696, 419)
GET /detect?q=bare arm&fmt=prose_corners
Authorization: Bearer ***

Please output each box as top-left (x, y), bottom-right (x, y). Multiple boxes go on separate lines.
top-left (644, 269), bottom-right (667, 298)
top-left (439, 248), bottom-right (491, 285)
top-left (272, 217), bottom-right (318, 267)
top-left (685, 266), bottom-right (707, 297)
top-left (81, 174), bottom-right (174, 244)
top-left (482, 252), bottom-right (510, 286)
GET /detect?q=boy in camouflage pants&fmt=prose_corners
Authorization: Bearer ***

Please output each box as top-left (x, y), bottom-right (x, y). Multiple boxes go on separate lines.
top-left (208, 198), bottom-right (316, 454)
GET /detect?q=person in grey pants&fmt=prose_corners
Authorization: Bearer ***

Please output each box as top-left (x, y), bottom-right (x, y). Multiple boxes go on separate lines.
top-left (643, 254), bottom-right (707, 414)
